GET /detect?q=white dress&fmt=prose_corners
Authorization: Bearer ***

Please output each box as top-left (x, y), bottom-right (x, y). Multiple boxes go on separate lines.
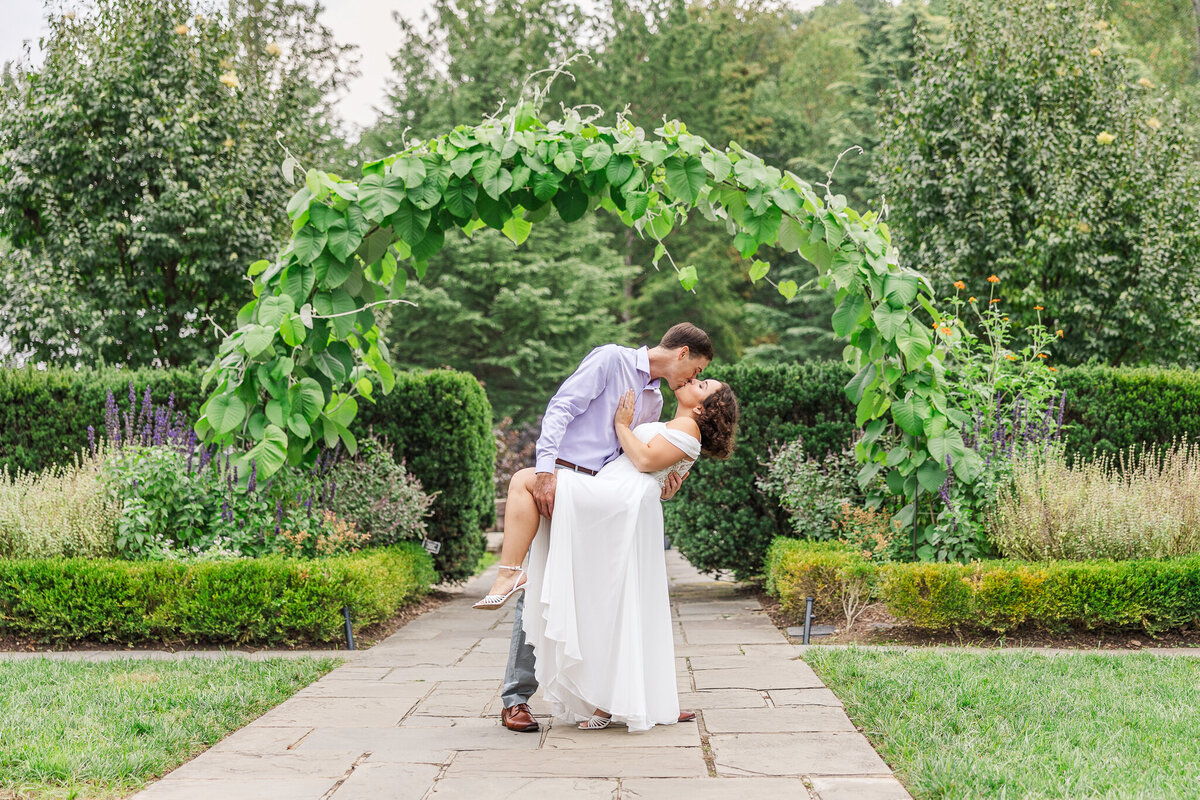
top-left (522, 421), bottom-right (702, 732)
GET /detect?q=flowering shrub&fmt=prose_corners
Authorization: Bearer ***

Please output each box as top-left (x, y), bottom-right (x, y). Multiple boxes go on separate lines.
top-left (276, 510), bottom-right (370, 559)
top-left (918, 276), bottom-right (1064, 561)
top-left (833, 504), bottom-right (906, 563)
top-left (990, 439), bottom-right (1200, 561)
top-left (97, 385), bottom-right (430, 560)
top-left (756, 438), bottom-right (862, 541)
top-left (323, 435), bottom-right (434, 546)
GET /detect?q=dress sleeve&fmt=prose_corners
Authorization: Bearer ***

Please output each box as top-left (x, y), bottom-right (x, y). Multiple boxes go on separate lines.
top-left (657, 428), bottom-right (701, 460)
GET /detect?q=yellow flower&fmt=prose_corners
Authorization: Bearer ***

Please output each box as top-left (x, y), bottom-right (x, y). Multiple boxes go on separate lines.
top-left (1056, 66), bottom-right (1067, 77)
top-left (1037, 353), bottom-right (1048, 359)
top-left (218, 58), bottom-right (234, 70)
top-left (1096, 131), bottom-right (1115, 145)
top-left (195, 14), bottom-right (207, 23)
top-left (1089, 47), bottom-right (1102, 57)
top-left (1072, 67), bottom-right (1083, 76)
top-left (174, 23), bottom-right (189, 35)
top-left (1146, 117), bottom-right (1162, 130)
top-left (223, 137), bottom-right (235, 148)
top-left (940, 327), bottom-right (954, 336)
top-left (1034, 305), bottom-right (1044, 310)
top-left (266, 42), bottom-right (282, 57)
top-left (968, 296), bottom-right (977, 303)
top-left (954, 280), bottom-right (966, 290)
top-left (990, 299), bottom-right (1001, 304)
top-left (987, 275), bottom-right (1000, 283)
top-left (1006, 354), bottom-right (1018, 361)
top-left (1138, 77), bottom-right (1154, 89)
top-left (1056, 329), bottom-right (1064, 337)
top-left (219, 71), bottom-right (240, 90)
top-left (1076, 221), bottom-right (1092, 233)
top-left (1048, 366), bottom-right (1058, 372)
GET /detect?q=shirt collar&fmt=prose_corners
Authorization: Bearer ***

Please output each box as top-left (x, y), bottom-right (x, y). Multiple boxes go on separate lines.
top-left (635, 346), bottom-right (659, 389)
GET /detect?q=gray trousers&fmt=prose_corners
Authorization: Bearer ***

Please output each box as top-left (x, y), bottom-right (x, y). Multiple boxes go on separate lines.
top-left (501, 592), bottom-right (538, 708)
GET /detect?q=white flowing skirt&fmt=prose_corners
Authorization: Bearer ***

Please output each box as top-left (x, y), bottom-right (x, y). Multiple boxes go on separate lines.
top-left (521, 455), bottom-right (679, 732)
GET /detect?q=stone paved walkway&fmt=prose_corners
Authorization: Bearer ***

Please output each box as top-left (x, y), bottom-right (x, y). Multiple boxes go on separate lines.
top-left (131, 551), bottom-right (911, 800)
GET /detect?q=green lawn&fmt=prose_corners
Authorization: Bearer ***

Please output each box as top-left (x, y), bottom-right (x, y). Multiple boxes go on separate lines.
top-left (0, 656), bottom-right (339, 800)
top-left (804, 647), bottom-right (1200, 800)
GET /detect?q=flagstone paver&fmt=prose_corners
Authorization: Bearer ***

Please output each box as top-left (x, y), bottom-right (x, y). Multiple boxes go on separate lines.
top-left (130, 550), bottom-right (911, 800)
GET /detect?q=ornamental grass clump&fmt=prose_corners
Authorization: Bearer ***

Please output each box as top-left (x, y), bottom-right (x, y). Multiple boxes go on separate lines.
top-left (989, 439), bottom-right (1200, 561)
top-left (0, 450), bottom-right (119, 558)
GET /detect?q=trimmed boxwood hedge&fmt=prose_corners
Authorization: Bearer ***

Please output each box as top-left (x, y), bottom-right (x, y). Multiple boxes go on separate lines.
top-left (0, 543), bottom-right (436, 646)
top-left (0, 366), bottom-right (495, 581)
top-left (766, 537), bottom-right (1200, 634)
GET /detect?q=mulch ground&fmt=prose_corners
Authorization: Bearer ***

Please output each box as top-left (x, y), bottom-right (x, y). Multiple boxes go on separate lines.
top-left (0, 591), bottom-right (451, 655)
top-left (747, 587), bottom-right (1200, 651)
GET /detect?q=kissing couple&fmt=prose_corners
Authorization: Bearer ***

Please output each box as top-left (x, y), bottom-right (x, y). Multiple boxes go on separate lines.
top-left (475, 323), bottom-right (740, 732)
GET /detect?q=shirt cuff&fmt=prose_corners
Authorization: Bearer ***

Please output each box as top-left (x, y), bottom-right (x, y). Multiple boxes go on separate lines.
top-left (535, 455), bottom-right (557, 473)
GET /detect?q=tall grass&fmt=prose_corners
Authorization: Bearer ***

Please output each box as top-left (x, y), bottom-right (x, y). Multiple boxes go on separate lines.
top-left (989, 439), bottom-right (1200, 560)
top-left (0, 450), bottom-right (117, 558)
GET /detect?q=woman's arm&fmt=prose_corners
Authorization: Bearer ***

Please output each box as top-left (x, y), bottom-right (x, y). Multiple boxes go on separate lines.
top-left (614, 389), bottom-right (691, 472)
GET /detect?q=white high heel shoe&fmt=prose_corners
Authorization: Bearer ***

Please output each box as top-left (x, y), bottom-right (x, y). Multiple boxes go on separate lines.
top-left (473, 565), bottom-right (527, 610)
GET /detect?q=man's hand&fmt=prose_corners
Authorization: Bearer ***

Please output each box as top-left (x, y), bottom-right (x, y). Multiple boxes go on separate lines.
top-left (532, 471), bottom-right (557, 518)
top-left (660, 471), bottom-right (687, 501)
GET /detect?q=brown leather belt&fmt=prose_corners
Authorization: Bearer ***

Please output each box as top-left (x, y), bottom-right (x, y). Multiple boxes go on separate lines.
top-left (555, 458), bottom-right (599, 476)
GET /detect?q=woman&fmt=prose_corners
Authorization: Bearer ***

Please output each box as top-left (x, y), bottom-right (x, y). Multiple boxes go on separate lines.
top-left (479, 377), bottom-right (738, 731)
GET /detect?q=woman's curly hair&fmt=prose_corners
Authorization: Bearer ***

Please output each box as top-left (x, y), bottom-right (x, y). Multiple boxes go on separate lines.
top-left (696, 384), bottom-right (739, 459)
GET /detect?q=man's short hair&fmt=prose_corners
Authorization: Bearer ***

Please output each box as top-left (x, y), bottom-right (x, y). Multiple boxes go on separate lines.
top-left (659, 323), bottom-right (714, 361)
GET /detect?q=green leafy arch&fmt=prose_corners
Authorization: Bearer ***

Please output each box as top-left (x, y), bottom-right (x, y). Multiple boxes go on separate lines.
top-left (198, 102), bottom-right (958, 525)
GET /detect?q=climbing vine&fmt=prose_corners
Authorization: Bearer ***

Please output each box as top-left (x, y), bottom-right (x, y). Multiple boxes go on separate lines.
top-left (198, 98), bottom-right (965, 543)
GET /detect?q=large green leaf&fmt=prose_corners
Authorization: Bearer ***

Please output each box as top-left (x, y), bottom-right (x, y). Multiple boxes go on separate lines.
top-left (845, 362), bottom-right (877, 404)
top-left (314, 289), bottom-right (359, 339)
top-left (831, 294), bottom-right (867, 337)
top-left (896, 319), bottom-right (933, 366)
top-left (244, 424), bottom-right (288, 479)
top-left (206, 394), bottom-right (247, 435)
top-left (552, 181), bottom-right (588, 222)
top-left (325, 219), bottom-right (362, 262)
top-left (358, 172), bottom-right (406, 221)
top-left (281, 262), bottom-right (315, 307)
top-left (257, 295), bottom-right (295, 328)
top-left (443, 176), bottom-right (478, 218)
top-left (663, 156), bottom-right (706, 205)
top-left (240, 324), bottom-right (275, 359)
top-left (288, 377), bottom-right (326, 423)
top-left (606, 156), bottom-right (635, 186)
top-left (390, 157), bottom-right (427, 188)
top-left (891, 394), bottom-right (930, 436)
top-left (389, 201), bottom-right (430, 246)
top-left (872, 305), bottom-right (908, 341)
top-left (916, 460), bottom-right (948, 493)
top-left (292, 225), bottom-right (326, 265)
top-left (885, 274), bottom-right (920, 306)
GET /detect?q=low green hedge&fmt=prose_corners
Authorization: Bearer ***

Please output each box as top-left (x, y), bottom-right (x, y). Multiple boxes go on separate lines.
top-left (0, 543), bottom-right (436, 646)
top-left (766, 537), bottom-right (1200, 634)
top-left (0, 365), bottom-right (494, 582)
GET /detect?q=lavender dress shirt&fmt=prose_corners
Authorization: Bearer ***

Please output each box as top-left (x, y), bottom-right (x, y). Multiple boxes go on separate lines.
top-left (534, 345), bottom-right (664, 474)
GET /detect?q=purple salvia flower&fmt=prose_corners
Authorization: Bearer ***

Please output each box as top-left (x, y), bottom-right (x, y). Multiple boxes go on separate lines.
top-left (246, 459), bottom-right (257, 494)
top-left (87, 426), bottom-right (96, 457)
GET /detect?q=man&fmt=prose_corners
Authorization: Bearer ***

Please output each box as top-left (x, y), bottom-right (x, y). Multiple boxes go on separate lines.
top-left (500, 322), bottom-right (714, 733)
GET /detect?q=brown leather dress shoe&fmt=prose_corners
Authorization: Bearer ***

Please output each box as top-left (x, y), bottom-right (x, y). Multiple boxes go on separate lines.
top-left (501, 702), bottom-right (540, 732)
top-left (678, 710), bottom-right (697, 722)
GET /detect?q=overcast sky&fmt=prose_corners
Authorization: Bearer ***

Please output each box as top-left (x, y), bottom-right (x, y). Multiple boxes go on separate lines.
top-left (1, 0), bottom-right (441, 132)
top-left (1, 0), bottom-right (823, 133)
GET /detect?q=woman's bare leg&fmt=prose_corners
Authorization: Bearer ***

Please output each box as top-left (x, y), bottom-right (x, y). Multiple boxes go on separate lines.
top-left (483, 467), bottom-right (541, 597)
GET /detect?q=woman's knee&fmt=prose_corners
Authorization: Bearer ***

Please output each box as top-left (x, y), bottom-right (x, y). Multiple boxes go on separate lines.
top-left (509, 467), bottom-right (537, 496)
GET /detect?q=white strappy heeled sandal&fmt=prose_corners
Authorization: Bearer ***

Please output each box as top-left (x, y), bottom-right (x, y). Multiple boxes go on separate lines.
top-left (472, 565), bottom-right (527, 610)
top-left (578, 712), bottom-right (614, 730)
